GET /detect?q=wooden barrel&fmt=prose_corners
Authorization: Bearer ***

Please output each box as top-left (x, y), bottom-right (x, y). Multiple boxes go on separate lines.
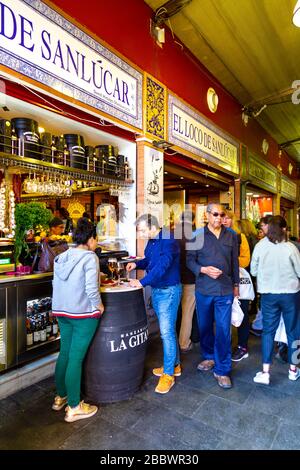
top-left (83, 287), bottom-right (148, 403)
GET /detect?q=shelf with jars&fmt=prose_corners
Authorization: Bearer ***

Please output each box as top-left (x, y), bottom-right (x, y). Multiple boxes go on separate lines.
top-left (0, 115), bottom-right (133, 187)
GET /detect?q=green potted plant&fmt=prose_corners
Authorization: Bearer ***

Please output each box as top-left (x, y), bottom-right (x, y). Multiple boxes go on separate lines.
top-left (14, 202), bottom-right (52, 265)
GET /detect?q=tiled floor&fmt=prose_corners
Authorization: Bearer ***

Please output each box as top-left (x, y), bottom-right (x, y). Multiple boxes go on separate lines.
top-left (1, 333), bottom-right (300, 450)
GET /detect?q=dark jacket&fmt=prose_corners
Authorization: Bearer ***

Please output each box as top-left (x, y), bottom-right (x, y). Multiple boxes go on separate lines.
top-left (135, 228), bottom-right (181, 288)
top-left (186, 225), bottom-right (239, 296)
top-left (178, 221), bottom-right (196, 285)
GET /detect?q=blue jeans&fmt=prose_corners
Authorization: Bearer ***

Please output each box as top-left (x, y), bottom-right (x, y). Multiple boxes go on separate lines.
top-left (195, 292), bottom-right (233, 376)
top-left (252, 309), bottom-right (263, 330)
top-left (261, 292), bottom-right (300, 364)
top-left (152, 284), bottom-right (182, 375)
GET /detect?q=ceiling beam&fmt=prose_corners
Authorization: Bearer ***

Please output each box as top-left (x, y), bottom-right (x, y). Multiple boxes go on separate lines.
top-left (280, 138), bottom-right (300, 149)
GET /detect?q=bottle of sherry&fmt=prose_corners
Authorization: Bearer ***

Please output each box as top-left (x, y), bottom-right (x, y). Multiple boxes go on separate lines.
top-left (26, 318), bottom-right (33, 347)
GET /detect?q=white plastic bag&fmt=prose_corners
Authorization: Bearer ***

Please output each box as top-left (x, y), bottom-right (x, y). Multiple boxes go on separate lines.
top-left (274, 315), bottom-right (287, 344)
top-left (239, 267), bottom-right (255, 301)
top-left (231, 297), bottom-right (244, 327)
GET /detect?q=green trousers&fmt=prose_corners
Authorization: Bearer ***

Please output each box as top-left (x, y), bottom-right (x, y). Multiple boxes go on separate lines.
top-left (55, 317), bottom-right (99, 407)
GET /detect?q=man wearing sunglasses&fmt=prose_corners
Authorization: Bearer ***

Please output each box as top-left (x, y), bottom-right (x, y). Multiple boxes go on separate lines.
top-left (187, 203), bottom-right (239, 389)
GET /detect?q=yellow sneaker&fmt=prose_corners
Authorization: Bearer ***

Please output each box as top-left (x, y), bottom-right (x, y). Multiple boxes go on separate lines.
top-left (64, 401), bottom-right (98, 423)
top-left (155, 374), bottom-right (175, 394)
top-left (52, 395), bottom-right (67, 411)
top-left (153, 364), bottom-right (181, 377)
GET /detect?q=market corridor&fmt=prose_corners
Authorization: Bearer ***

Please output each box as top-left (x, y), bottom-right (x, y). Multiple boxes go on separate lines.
top-left (0, 333), bottom-right (300, 451)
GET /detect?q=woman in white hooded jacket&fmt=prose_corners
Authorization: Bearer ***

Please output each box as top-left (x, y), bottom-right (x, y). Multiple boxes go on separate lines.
top-left (51, 217), bottom-right (104, 422)
top-left (251, 216), bottom-right (300, 385)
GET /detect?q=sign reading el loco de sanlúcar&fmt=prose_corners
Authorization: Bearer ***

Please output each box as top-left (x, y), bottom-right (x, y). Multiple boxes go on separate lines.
top-left (0, 0), bottom-right (143, 130)
top-left (168, 94), bottom-right (239, 174)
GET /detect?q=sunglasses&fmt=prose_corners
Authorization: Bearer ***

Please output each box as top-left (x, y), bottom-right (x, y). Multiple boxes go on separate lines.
top-left (208, 211), bottom-right (225, 217)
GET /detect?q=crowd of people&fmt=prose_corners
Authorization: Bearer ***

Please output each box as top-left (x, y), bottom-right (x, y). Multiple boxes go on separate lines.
top-left (127, 204), bottom-right (300, 393)
top-left (50, 203), bottom-right (300, 423)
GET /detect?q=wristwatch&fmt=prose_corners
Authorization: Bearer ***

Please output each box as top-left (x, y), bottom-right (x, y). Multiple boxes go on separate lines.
top-left (233, 283), bottom-right (239, 287)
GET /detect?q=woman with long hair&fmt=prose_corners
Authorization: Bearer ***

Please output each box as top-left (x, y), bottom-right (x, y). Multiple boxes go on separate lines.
top-left (251, 216), bottom-right (300, 385)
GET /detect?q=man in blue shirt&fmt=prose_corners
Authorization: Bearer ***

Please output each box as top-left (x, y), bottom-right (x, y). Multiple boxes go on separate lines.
top-left (127, 214), bottom-right (181, 394)
top-left (187, 203), bottom-right (239, 389)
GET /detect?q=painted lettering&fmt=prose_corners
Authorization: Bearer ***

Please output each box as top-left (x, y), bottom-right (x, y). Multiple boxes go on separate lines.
top-left (19, 15), bottom-right (34, 52)
top-left (52, 40), bottom-right (65, 69)
top-left (81, 54), bottom-right (91, 84)
top-left (113, 77), bottom-right (121, 101)
top-left (173, 113), bottom-right (179, 132)
top-left (92, 60), bottom-right (103, 89)
top-left (122, 80), bottom-right (129, 105)
top-left (109, 339), bottom-right (128, 352)
top-left (0, 0), bottom-right (137, 117)
top-left (104, 70), bottom-right (113, 95)
top-left (207, 134), bottom-right (211, 150)
top-left (0, 2), bottom-right (17, 40)
top-left (118, 339), bottom-right (127, 350)
top-left (178, 115), bottom-right (184, 134)
top-left (66, 45), bottom-right (79, 75)
top-left (129, 331), bottom-right (148, 347)
top-left (41, 30), bottom-right (51, 60)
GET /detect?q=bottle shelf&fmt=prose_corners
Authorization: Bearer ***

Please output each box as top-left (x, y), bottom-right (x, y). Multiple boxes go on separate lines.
top-left (26, 335), bottom-right (60, 351)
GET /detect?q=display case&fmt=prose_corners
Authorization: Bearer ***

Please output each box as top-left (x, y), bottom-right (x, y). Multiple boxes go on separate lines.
top-left (0, 273), bottom-right (59, 373)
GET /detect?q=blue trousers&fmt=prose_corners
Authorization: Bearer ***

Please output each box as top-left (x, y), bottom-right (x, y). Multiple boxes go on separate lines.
top-left (152, 284), bottom-right (182, 375)
top-left (261, 292), bottom-right (300, 364)
top-left (195, 292), bottom-right (233, 376)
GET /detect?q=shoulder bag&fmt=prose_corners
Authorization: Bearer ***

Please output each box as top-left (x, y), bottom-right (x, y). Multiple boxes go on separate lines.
top-left (38, 240), bottom-right (69, 272)
top-left (239, 267), bottom-right (255, 300)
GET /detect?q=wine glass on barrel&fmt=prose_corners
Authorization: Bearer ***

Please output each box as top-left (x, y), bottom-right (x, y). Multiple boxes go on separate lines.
top-left (115, 261), bottom-right (124, 286)
top-left (107, 257), bottom-right (118, 281)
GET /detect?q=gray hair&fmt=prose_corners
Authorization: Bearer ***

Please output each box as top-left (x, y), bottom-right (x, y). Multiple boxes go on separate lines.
top-left (206, 202), bottom-right (222, 213)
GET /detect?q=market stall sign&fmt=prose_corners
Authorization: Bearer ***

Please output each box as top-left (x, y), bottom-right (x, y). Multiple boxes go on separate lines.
top-left (281, 176), bottom-right (297, 201)
top-left (168, 94), bottom-right (239, 174)
top-left (144, 146), bottom-right (164, 226)
top-left (0, 0), bottom-right (143, 130)
top-left (248, 154), bottom-right (277, 193)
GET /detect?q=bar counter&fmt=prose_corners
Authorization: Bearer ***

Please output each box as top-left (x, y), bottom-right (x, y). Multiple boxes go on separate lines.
top-left (0, 272), bottom-right (53, 284)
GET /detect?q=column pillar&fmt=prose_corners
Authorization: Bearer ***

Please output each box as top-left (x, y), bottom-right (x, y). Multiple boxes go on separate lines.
top-left (234, 178), bottom-right (248, 219)
top-left (135, 139), bottom-right (164, 256)
top-left (136, 140), bottom-right (146, 259)
top-left (273, 171), bottom-right (281, 216)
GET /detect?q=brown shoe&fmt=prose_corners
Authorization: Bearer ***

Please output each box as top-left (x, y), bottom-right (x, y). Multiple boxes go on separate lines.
top-left (197, 359), bottom-right (215, 371)
top-left (213, 373), bottom-right (232, 389)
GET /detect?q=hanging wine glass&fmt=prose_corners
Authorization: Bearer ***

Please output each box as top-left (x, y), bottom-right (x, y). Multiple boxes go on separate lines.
top-left (31, 173), bottom-right (38, 193)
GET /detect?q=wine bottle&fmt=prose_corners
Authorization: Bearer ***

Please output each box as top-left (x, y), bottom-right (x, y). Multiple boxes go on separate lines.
top-left (52, 317), bottom-right (58, 336)
top-left (33, 321), bottom-right (40, 344)
top-left (26, 318), bottom-right (33, 347)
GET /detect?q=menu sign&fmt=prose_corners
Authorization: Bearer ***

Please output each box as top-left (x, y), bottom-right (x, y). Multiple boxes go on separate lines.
top-left (281, 176), bottom-right (297, 201)
top-left (248, 154), bottom-right (277, 193)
